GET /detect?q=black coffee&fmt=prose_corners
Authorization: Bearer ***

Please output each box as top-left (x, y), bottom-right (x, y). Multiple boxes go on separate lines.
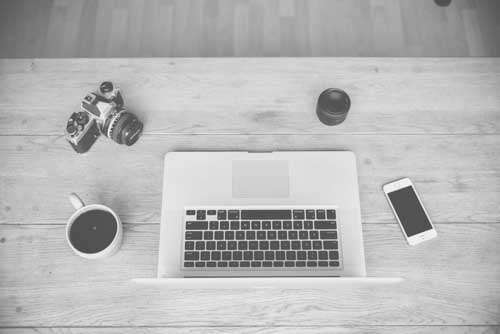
top-left (69, 209), bottom-right (117, 254)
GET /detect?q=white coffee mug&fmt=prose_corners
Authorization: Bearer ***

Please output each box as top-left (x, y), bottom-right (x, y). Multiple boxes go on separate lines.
top-left (66, 193), bottom-right (123, 259)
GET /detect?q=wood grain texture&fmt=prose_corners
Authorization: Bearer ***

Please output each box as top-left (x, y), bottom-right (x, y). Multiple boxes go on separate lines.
top-left (0, 134), bottom-right (499, 224)
top-left (0, 224), bottom-right (499, 326)
top-left (0, 327), bottom-right (499, 334)
top-left (0, 58), bottom-right (499, 331)
top-left (1, 0), bottom-right (500, 57)
top-left (0, 58), bottom-right (499, 135)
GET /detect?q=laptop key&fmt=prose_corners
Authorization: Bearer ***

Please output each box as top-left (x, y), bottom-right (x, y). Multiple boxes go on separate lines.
top-left (306, 210), bottom-right (315, 219)
top-left (244, 251), bottom-right (253, 260)
top-left (265, 251), bottom-right (274, 260)
top-left (313, 241), bottom-right (322, 249)
top-left (210, 221), bottom-right (218, 230)
top-left (268, 231), bottom-right (277, 240)
top-left (302, 241), bottom-right (311, 250)
top-left (318, 261), bottom-right (328, 267)
top-left (229, 261), bottom-right (239, 267)
top-left (318, 251), bottom-right (328, 260)
top-left (217, 241), bottom-right (226, 250)
top-left (308, 251), bottom-right (317, 260)
top-left (272, 221), bottom-right (281, 229)
top-left (270, 241), bottom-right (280, 250)
top-left (206, 241), bottom-right (216, 250)
top-left (329, 251), bottom-right (339, 260)
top-left (310, 231), bottom-right (319, 239)
top-left (297, 251), bottom-right (306, 260)
top-left (286, 251), bottom-right (296, 260)
top-left (195, 261), bottom-right (205, 267)
top-left (273, 261), bottom-right (284, 267)
top-left (254, 251), bottom-right (264, 260)
top-left (315, 221), bottom-right (336, 229)
top-left (249, 241), bottom-right (258, 250)
top-left (289, 231), bottom-right (298, 240)
top-left (222, 251), bottom-right (232, 260)
top-left (278, 231), bottom-right (287, 240)
top-left (218, 262), bottom-right (228, 267)
top-left (207, 210), bottom-right (216, 215)
top-left (220, 221), bottom-right (229, 230)
top-left (186, 210), bottom-right (195, 215)
top-left (241, 221), bottom-right (250, 229)
top-left (262, 221), bottom-right (271, 229)
top-left (293, 221), bottom-right (303, 229)
top-left (304, 221), bottom-right (313, 229)
top-left (281, 241), bottom-right (290, 250)
top-left (251, 261), bottom-right (261, 267)
top-left (246, 231), bottom-right (256, 240)
top-left (291, 241), bottom-right (301, 250)
top-left (204, 231), bottom-right (213, 240)
top-left (257, 231), bottom-right (266, 240)
top-left (293, 210), bottom-right (305, 219)
top-left (263, 261), bottom-right (273, 267)
top-left (185, 241), bottom-right (194, 250)
top-left (185, 231), bottom-right (202, 240)
top-left (296, 261), bottom-right (306, 267)
top-left (228, 210), bottom-right (239, 219)
top-left (225, 231), bottom-right (234, 240)
top-left (320, 231), bottom-right (338, 240)
top-left (329, 261), bottom-right (340, 267)
top-left (240, 261), bottom-right (250, 267)
top-left (307, 261), bottom-right (317, 267)
top-left (227, 241), bottom-right (237, 250)
top-left (233, 251), bottom-right (242, 260)
top-left (238, 241), bottom-right (248, 250)
top-left (236, 231), bottom-right (245, 240)
top-left (316, 210), bottom-right (326, 219)
top-left (196, 210), bottom-right (206, 220)
top-left (184, 261), bottom-right (194, 267)
top-left (276, 251), bottom-right (285, 260)
top-left (299, 231), bottom-right (308, 239)
top-left (326, 210), bottom-right (336, 219)
top-left (283, 221), bottom-right (292, 229)
top-left (186, 221), bottom-right (208, 230)
top-left (252, 221), bottom-right (261, 230)
top-left (214, 231), bottom-right (224, 240)
top-left (230, 221), bottom-right (240, 230)
top-left (217, 210), bottom-right (227, 220)
top-left (259, 241), bottom-right (269, 250)
top-left (207, 261), bottom-right (216, 267)
top-left (285, 261), bottom-right (295, 267)
top-left (324, 241), bottom-right (338, 249)
top-left (211, 251), bottom-right (221, 260)
top-left (195, 241), bottom-right (204, 250)
top-left (201, 251), bottom-right (210, 260)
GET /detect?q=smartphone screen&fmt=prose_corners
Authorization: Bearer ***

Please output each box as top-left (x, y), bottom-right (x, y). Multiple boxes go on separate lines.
top-left (387, 186), bottom-right (432, 237)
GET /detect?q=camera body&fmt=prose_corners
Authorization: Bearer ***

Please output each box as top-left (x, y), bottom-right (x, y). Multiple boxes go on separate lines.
top-left (65, 82), bottom-right (143, 154)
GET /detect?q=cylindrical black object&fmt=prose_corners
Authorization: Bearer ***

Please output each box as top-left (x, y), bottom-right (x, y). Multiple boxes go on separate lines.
top-left (316, 88), bottom-right (351, 126)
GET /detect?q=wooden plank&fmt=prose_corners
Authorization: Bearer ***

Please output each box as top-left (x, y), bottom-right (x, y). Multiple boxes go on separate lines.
top-left (0, 58), bottom-right (499, 135)
top-left (0, 223), bottom-right (499, 326)
top-left (0, 326), bottom-right (498, 333)
top-left (0, 134), bottom-right (498, 224)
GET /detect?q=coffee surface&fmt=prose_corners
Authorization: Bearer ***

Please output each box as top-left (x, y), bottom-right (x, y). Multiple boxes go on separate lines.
top-left (69, 209), bottom-right (117, 254)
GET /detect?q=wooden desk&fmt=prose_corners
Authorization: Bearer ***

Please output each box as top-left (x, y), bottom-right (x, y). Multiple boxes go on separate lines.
top-left (0, 58), bottom-right (499, 333)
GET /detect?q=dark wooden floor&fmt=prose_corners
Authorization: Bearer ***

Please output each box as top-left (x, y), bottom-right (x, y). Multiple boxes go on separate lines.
top-left (0, 0), bottom-right (499, 57)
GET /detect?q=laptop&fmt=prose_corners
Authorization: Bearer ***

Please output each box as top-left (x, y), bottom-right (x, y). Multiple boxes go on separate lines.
top-left (155, 151), bottom-right (368, 279)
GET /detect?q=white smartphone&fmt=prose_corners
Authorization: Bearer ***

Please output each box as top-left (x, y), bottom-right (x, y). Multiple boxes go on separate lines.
top-left (383, 178), bottom-right (437, 245)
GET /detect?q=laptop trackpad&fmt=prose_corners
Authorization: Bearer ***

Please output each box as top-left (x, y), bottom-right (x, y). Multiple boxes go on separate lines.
top-left (232, 160), bottom-right (290, 198)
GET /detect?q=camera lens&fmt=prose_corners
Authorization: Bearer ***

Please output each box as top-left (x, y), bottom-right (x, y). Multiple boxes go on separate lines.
top-left (107, 111), bottom-right (143, 146)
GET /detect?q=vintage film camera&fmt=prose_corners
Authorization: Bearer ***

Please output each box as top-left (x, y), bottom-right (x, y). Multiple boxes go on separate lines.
top-left (65, 82), bottom-right (143, 153)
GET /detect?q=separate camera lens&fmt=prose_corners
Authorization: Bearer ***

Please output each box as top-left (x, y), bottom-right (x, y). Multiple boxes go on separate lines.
top-left (108, 112), bottom-right (143, 146)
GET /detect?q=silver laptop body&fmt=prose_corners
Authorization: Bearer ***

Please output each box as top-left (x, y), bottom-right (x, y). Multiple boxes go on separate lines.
top-left (157, 151), bottom-right (366, 278)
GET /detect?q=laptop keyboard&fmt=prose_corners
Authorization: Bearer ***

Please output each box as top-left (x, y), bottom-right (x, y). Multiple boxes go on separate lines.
top-left (182, 207), bottom-right (341, 271)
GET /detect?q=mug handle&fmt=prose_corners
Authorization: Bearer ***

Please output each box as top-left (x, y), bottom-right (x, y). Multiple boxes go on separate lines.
top-left (69, 193), bottom-right (85, 210)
